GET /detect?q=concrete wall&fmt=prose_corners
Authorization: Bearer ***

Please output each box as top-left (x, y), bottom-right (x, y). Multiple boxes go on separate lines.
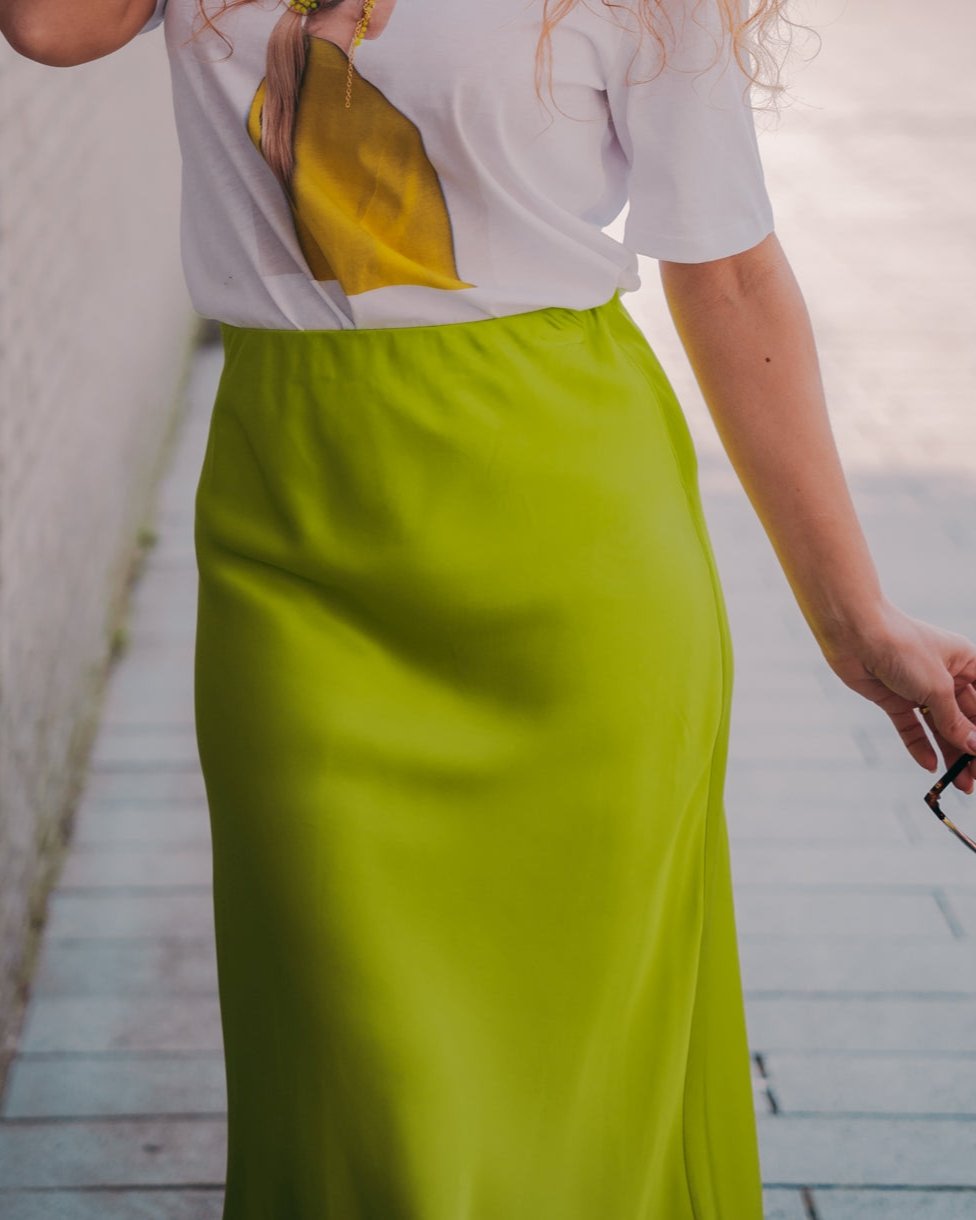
top-left (0, 25), bottom-right (198, 1068)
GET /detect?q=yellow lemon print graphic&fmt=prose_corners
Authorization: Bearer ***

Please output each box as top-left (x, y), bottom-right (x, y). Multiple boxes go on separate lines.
top-left (247, 11), bottom-right (474, 297)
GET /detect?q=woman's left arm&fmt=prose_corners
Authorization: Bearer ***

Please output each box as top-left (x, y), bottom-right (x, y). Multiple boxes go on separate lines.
top-left (659, 232), bottom-right (976, 791)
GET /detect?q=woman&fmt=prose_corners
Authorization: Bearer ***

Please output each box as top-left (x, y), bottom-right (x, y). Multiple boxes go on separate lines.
top-left (6, 0), bottom-right (975, 1215)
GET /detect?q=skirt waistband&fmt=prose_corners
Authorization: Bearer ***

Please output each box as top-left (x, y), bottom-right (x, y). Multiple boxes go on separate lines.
top-left (218, 291), bottom-right (627, 354)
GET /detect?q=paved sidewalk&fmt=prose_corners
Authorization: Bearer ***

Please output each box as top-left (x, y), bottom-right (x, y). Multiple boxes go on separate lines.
top-left (1, 3), bottom-right (975, 1217)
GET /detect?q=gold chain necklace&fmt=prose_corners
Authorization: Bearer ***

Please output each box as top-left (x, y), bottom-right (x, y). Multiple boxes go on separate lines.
top-left (286, 0), bottom-right (378, 109)
top-left (344, 0), bottom-right (377, 108)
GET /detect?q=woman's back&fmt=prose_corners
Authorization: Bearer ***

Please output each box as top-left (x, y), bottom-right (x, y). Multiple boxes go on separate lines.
top-left (141, 0), bottom-right (775, 328)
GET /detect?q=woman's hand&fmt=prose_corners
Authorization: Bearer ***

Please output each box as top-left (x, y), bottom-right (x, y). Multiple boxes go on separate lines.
top-left (822, 600), bottom-right (976, 794)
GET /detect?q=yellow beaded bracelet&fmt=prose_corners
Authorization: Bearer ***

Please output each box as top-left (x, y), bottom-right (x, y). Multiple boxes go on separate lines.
top-left (287, 0), bottom-right (318, 13)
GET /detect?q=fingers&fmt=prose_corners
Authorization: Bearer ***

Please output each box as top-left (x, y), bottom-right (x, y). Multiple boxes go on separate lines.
top-left (890, 705), bottom-right (938, 772)
top-left (918, 696), bottom-right (976, 795)
top-left (957, 683), bottom-right (976, 789)
top-left (925, 679), bottom-right (976, 757)
top-left (958, 681), bottom-right (976, 725)
top-left (844, 617), bottom-right (976, 792)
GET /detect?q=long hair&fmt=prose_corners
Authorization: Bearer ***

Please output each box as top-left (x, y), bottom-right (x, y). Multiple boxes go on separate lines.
top-left (187, 0), bottom-right (807, 193)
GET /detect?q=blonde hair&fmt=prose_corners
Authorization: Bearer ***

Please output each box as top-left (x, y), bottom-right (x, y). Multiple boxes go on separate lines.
top-left (187, 0), bottom-right (807, 192)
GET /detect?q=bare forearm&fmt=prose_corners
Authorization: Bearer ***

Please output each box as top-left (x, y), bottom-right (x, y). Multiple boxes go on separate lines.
top-left (660, 234), bottom-right (886, 659)
top-left (1, 0), bottom-right (153, 65)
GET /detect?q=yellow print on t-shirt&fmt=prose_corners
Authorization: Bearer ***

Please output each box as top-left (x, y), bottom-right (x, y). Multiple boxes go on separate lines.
top-left (246, 4), bottom-right (473, 296)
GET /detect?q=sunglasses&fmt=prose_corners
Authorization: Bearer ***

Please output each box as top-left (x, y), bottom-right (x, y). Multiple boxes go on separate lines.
top-left (923, 753), bottom-right (976, 854)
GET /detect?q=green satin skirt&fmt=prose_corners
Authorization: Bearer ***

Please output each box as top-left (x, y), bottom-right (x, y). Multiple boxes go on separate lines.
top-left (193, 291), bottom-right (763, 1219)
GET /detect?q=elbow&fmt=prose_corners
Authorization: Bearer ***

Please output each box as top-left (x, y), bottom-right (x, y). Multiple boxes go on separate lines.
top-left (659, 232), bottom-right (782, 309)
top-left (2, 15), bottom-right (116, 65)
top-left (4, 30), bottom-right (79, 66)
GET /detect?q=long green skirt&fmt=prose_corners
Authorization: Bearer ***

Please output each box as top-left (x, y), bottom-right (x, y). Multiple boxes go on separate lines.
top-left (193, 291), bottom-right (763, 1219)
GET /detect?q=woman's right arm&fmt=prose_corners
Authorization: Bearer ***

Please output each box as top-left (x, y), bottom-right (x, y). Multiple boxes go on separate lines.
top-left (1, 0), bottom-right (159, 66)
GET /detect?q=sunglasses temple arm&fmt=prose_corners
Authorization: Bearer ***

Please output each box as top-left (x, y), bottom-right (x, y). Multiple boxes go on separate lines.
top-left (926, 752), bottom-right (975, 808)
top-left (942, 752), bottom-right (975, 786)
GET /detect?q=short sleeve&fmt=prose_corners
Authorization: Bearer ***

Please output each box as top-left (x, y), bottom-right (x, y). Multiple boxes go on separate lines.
top-left (136, 0), bottom-right (167, 36)
top-left (606, 0), bottom-right (775, 263)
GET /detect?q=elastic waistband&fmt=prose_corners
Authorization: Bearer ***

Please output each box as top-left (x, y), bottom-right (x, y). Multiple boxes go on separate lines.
top-left (218, 291), bottom-right (627, 351)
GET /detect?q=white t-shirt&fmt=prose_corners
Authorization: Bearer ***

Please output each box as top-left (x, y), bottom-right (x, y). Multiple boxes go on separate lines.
top-left (138, 0), bottom-right (775, 330)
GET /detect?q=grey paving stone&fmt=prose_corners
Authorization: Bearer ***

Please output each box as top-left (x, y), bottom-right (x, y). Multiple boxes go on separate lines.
top-left (734, 888), bottom-right (954, 939)
top-left (727, 727), bottom-right (863, 766)
top-left (115, 575), bottom-right (199, 651)
top-left (87, 756), bottom-right (202, 776)
top-left (727, 805), bottom-right (913, 844)
top-left (761, 1188), bottom-right (809, 1220)
top-left (42, 892), bottom-right (215, 940)
top-left (728, 669), bottom-right (831, 702)
top-left (0, 1117), bottom-right (226, 1188)
top-left (725, 765), bottom-right (914, 808)
top-left (739, 938), bottom-right (976, 996)
top-left (148, 535), bottom-right (198, 570)
top-left (98, 678), bottom-right (196, 730)
top-left (58, 850), bottom-right (213, 890)
top-left (725, 787), bottom-right (901, 817)
top-left (743, 1051), bottom-right (773, 1114)
top-left (105, 635), bottom-right (196, 670)
top-left (125, 562), bottom-right (198, 616)
top-left (29, 937), bottom-right (217, 998)
top-left (756, 1114), bottom-right (976, 1188)
top-left (0, 1189), bottom-right (224, 1220)
top-left (942, 891), bottom-right (976, 938)
top-left (894, 799), bottom-right (952, 847)
top-left (747, 997), bottom-right (976, 1054)
top-left (88, 727), bottom-right (202, 770)
top-left (728, 689), bottom-right (843, 727)
top-left (762, 1053), bottom-right (976, 1117)
top-left (147, 500), bottom-right (195, 525)
top-left (730, 668), bottom-right (857, 705)
top-left (16, 996), bottom-right (223, 1055)
top-left (1, 1052), bottom-right (226, 1119)
top-left (815, 1188), bottom-right (976, 1219)
top-left (79, 771), bottom-right (206, 804)
top-left (723, 642), bottom-right (826, 673)
top-left (72, 784), bottom-right (208, 814)
top-left (731, 844), bottom-right (975, 888)
top-left (95, 661), bottom-right (195, 733)
top-left (71, 804), bottom-right (210, 849)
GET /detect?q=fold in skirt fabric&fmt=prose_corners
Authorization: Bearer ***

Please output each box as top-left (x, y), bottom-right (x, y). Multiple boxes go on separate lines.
top-left (193, 291), bottom-right (763, 1220)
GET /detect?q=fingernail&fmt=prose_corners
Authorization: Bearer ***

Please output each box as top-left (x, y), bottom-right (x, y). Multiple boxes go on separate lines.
top-left (967, 732), bottom-right (976, 753)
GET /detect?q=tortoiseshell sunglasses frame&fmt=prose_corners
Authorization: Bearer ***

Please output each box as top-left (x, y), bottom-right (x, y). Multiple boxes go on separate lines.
top-left (924, 753), bottom-right (976, 854)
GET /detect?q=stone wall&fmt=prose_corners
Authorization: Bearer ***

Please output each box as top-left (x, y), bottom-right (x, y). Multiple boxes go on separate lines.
top-left (0, 23), bottom-right (198, 1066)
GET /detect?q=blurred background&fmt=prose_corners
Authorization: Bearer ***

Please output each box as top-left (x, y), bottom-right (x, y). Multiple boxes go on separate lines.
top-left (0, 1), bottom-right (974, 1216)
